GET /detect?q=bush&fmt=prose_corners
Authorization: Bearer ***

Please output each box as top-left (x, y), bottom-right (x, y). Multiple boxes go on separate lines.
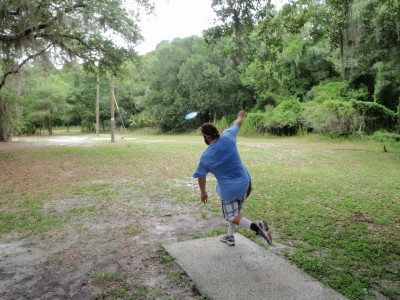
top-left (305, 80), bottom-right (349, 103)
top-left (1, 90), bottom-right (21, 141)
top-left (129, 112), bottom-right (159, 129)
top-left (305, 79), bottom-right (369, 103)
top-left (302, 100), bottom-right (359, 137)
top-left (255, 91), bottom-right (286, 110)
top-left (265, 100), bottom-right (303, 136)
top-left (371, 131), bottom-right (400, 143)
top-left (241, 112), bottom-right (266, 135)
top-left (213, 116), bottom-right (231, 133)
top-left (350, 100), bottom-right (397, 134)
top-left (12, 120), bottom-right (36, 135)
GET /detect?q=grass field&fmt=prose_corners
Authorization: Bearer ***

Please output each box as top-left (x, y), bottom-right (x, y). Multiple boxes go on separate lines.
top-left (1, 132), bottom-right (399, 299)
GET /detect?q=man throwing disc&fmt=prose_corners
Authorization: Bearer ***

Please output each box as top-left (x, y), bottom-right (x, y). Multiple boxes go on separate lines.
top-left (193, 110), bottom-right (272, 246)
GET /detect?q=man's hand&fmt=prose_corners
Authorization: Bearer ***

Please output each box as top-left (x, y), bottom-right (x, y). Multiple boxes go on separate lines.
top-left (198, 177), bottom-right (208, 204)
top-left (235, 110), bottom-right (245, 127)
top-left (201, 191), bottom-right (208, 203)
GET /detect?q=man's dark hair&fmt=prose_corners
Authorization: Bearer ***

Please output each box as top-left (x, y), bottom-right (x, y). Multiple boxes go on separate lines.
top-left (201, 123), bottom-right (220, 139)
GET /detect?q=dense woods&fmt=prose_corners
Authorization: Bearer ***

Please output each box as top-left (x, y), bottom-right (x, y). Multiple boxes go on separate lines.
top-left (0, 0), bottom-right (399, 141)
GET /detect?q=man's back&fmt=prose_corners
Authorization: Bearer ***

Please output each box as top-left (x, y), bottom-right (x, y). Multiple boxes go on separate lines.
top-left (197, 124), bottom-right (251, 202)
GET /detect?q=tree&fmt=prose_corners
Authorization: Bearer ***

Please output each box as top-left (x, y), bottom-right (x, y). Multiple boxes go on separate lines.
top-left (326, 0), bottom-right (353, 78)
top-left (139, 36), bottom-right (251, 131)
top-left (243, 0), bottom-right (335, 103)
top-left (265, 99), bottom-right (303, 135)
top-left (338, 0), bottom-right (400, 110)
top-left (0, 0), bottom-right (153, 141)
top-left (205, 0), bottom-right (269, 64)
top-left (17, 62), bottom-right (74, 135)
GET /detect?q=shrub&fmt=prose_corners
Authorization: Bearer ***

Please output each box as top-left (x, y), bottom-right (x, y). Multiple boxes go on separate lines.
top-left (129, 112), bottom-right (159, 129)
top-left (213, 116), bottom-right (231, 133)
top-left (241, 112), bottom-right (266, 135)
top-left (350, 100), bottom-right (397, 134)
top-left (305, 80), bottom-right (349, 103)
top-left (12, 120), bottom-right (36, 135)
top-left (302, 100), bottom-right (359, 137)
top-left (305, 79), bottom-right (369, 103)
top-left (372, 131), bottom-right (400, 143)
top-left (255, 91), bottom-right (287, 110)
top-left (265, 100), bottom-right (303, 136)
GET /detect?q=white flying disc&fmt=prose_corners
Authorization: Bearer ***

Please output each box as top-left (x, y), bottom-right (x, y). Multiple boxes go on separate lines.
top-left (185, 111), bottom-right (198, 120)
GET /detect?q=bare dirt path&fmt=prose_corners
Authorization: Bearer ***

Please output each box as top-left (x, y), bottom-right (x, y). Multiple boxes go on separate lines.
top-left (0, 137), bottom-right (226, 299)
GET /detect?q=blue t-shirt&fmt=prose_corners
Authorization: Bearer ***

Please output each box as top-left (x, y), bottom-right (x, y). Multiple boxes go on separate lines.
top-left (193, 124), bottom-right (251, 202)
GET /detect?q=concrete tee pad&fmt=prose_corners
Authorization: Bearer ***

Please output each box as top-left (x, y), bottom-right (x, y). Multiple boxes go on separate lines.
top-left (164, 234), bottom-right (347, 300)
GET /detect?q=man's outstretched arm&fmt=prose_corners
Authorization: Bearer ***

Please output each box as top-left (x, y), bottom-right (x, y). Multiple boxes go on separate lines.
top-left (235, 110), bottom-right (245, 127)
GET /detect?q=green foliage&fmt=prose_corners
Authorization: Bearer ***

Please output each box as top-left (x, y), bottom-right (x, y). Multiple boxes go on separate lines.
top-left (371, 131), bottom-right (400, 143)
top-left (129, 112), bottom-right (159, 129)
top-left (351, 100), bottom-right (397, 134)
top-left (254, 91), bottom-right (286, 110)
top-left (342, 0), bottom-right (400, 110)
top-left (373, 60), bottom-right (400, 111)
top-left (141, 37), bottom-right (250, 131)
top-left (302, 100), bottom-right (359, 136)
top-left (1, 0), bottom-right (399, 140)
top-left (207, 0), bottom-right (267, 63)
top-left (241, 111), bottom-right (266, 135)
top-left (0, 88), bottom-right (21, 140)
top-left (305, 78), bottom-right (368, 103)
top-left (255, 1), bottom-right (335, 98)
top-left (0, 0), bottom-right (153, 140)
top-left (1, 0), bottom-right (152, 78)
top-left (240, 59), bottom-right (282, 107)
top-left (213, 116), bottom-right (231, 134)
top-left (265, 99), bottom-right (303, 136)
top-left (21, 67), bottom-right (74, 134)
top-left (305, 79), bottom-right (361, 103)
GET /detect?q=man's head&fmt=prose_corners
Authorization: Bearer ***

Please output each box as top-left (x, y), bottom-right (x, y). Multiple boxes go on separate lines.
top-left (201, 123), bottom-right (220, 145)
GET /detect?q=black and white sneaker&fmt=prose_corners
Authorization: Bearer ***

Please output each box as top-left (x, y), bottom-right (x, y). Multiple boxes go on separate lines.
top-left (257, 220), bottom-right (273, 245)
top-left (220, 235), bottom-right (235, 246)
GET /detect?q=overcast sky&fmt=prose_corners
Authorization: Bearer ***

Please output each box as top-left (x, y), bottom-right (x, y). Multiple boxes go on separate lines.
top-left (136, 0), bottom-right (287, 55)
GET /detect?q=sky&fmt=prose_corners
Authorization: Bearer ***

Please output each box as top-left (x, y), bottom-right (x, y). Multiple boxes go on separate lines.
top-left (136, 0), bottom-right (287, 55)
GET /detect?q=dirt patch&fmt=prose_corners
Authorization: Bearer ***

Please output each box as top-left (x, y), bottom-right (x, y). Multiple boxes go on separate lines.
top-left (0, 138), bottom-right (226, 299)
top-left (353, 212), bottom-right (373, 223)
top-left (0, 196), bottom-right (225, 299)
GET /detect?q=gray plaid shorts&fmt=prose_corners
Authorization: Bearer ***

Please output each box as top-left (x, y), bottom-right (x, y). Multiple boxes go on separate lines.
top-left (221, 194), bottom-right (246, 222)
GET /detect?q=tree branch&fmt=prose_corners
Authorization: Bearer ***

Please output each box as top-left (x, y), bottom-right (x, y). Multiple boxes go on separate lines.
top-left (35, 33), bottom-right (91, 49)
top-left (0, 44), bottom-right (53, 89)
top-left (0, 3), bottom-right (86, 44)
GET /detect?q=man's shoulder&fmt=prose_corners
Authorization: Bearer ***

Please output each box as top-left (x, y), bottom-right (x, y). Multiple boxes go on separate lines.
top-left (222, 124), bottom-right (239, 135)
top-left (221, 125), bottom-right (238, 141)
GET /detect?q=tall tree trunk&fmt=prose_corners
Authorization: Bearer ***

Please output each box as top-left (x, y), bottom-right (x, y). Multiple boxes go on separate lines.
top-left (339, 28), bottom-right (346, 79)
top-left (397, 0), bottom-right (400, 43)
top-left (0, 95), bottom-right (11, 142)
top-left (96, 73), bottom-right (100, 138)
top-left (48, 117), bottom-right (53, 135)
top-left (110, 76), bottom-right (115, 142)
top-left (233, 9), bottom-right (243, 63)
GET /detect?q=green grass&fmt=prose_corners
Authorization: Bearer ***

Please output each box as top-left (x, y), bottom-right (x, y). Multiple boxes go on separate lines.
top-left (90, 272), bottom-right (149, 300)
top-left (238, 136), bottom-right (400, 299)
top-left (0, 194), bottom-right (61, 235)
top-left (157, 246), bottom-right (208, 299)
top-left (0, 133), bottom-right (399, 299)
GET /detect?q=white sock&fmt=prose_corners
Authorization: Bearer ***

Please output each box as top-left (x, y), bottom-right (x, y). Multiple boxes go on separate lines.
top-left (238, 217), bottom-right (252, 229)
top-left (228, 223), bottom-right (236, 236)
